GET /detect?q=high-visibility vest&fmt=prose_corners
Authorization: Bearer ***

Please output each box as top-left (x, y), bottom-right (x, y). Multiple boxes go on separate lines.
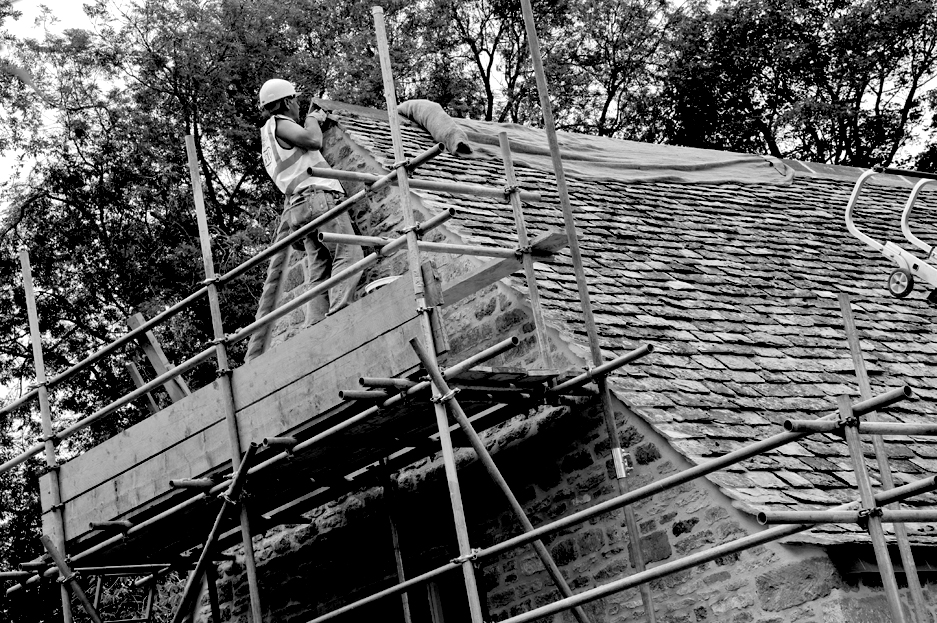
top-left (260, 115), bottom-right (343, 197)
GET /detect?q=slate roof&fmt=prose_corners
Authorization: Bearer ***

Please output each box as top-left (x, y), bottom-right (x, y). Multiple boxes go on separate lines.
top-left (324, 102), bottom-right (937, 546)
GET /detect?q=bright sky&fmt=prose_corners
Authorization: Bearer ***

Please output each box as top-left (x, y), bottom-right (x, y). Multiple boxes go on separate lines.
top-left (1, 2), bottom-right (96, 207)
top-left (8, 1), bottom-right (93, 38)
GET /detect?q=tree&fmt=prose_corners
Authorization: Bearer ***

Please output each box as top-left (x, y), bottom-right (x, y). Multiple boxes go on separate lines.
top-left (0, 1), bottom-right (419, 619)
top-left (661, 0), bottom-right (937, 166)
top-left (547, 0), bottom-right (677, 139)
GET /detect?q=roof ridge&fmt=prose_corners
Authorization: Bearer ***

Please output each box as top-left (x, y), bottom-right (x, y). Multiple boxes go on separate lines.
top-left (783, 159), bottom-right (917, 186)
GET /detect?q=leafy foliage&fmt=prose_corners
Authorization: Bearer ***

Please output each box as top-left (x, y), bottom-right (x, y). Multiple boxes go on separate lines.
top-left (660, 0), bottom-right (937, 165)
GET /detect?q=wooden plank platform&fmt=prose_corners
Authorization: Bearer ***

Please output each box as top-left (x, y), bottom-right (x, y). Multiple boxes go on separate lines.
top-left (38, 269), bottom-right (564, 567)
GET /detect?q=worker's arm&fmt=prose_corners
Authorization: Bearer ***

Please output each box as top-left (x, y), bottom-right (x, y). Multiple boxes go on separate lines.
top-left (274, 115), bottom-right (323, 151)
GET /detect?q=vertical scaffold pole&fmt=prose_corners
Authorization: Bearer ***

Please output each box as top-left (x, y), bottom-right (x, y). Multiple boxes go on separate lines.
top-left (143, 579), bottom-right (156, 622)
top-left (837, 394), bottom-right (906, 623)
top-left (516, 3), bottom-right (657, 621)
top-left (19, 250), bottom-right (73, 623)
top-left (206, 564), bottom-right (223, 623)
top-left (185, 134), bottom-right (264, 623)
top-left (838, 294), bottom-right (924, 622)
top-left (93, 576), bottom-right (103, 610)
top-left (371, 8), bottom-right (485, 623)
top-left (382, 460), bottom-right (413, 623)
top-left (498, 133), bottom-right (553, 369)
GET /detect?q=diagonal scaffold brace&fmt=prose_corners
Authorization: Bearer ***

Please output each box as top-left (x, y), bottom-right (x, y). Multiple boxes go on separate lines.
top-left (409, 337), bottom-right (595, 623)
top-left (40, 535), bottom-right (104, 623)
top-left (171, 442), bottom-right (259, 623)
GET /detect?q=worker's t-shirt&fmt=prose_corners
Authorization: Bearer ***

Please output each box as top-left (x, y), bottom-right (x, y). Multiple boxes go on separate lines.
top-left (260, 115), bottom-right (343, 197)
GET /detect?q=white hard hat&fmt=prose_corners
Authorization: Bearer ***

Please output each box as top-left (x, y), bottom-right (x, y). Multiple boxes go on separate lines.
top-left (258, 78), bottom-right (296, 108)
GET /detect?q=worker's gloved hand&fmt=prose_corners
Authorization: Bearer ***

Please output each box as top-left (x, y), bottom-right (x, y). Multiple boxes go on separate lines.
top-left (306, 106), bottom-right (328, 125)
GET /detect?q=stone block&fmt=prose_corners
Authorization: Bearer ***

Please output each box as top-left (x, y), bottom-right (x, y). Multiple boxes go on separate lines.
top-left (551, 538), bottom-right (577, 566)
top-left (516, 579), bottom-right (543, 597)
top-left (474, 296), bottom-right (497, 319)
top-left (629, 530), bottom-right (672, 564)
top-left (714, 552), bottom-right (741, 566)
top-left (577, 528), bottom-right (605, 555)
top-left (619, 424), bottom-right (644, 448)
top-left (561, 449), bottom-right (594, 472)
top-left (674, 530), bottom-right (715, 555)
top-left (755, 557), bottom-right (841, 612)
top-left (635, 442), bottom-right (662, 465)
top-left (711, 591), bottom-right (755, 614)
top-left (703, 570), bottom-right (731, 585)
top-left (672, 517), bottom-right (700, 536)
top-left (595, 559), bottom-right (629, 581)
top-left (838, 594), bottom-right (906, 623)
top-left (495, 308), bottom-right (527, 332)
top-left (519, 555), bottom-right (545, 576)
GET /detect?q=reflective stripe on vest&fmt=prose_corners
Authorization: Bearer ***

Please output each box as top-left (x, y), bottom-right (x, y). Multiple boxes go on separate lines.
top-left (260, 116), bottom-right (342, 196)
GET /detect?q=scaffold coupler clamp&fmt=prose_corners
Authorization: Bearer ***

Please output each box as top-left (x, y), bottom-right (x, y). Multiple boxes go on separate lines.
top-left (399, 222), bottom-right (422, 238)
top-left (431, 388), bottom-right (460, 404)
top-left (840, 413), bottom-right (862, 430)
top-left (201, 275), bottom-right (222, 287)
top-left (612, 448), bottom-right (633, 479)
top-left (857, 506), bottom-right (883, 530)
top-left (514, 245), bottom-right (532, 258)
top-left (451, 548), bottom-right (481, 566)
top-left (392, 158), bottom-right (412, 171)
top-left (210, 334), bottom-right (230, 346)
top-left (221, 488), bottom-right (245, 506)
top-left (503, 184), bottom-right (520, 196)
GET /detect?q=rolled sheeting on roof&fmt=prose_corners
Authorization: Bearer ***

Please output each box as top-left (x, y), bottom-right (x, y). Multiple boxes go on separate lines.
top-left (458, 117), bottom-right (794, 186)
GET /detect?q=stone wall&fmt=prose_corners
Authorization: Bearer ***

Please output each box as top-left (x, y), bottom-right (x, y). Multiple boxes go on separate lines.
top-left (209, 392), bottom-right (937, 623)
top-left (212, 123), bottom-right (937, 623)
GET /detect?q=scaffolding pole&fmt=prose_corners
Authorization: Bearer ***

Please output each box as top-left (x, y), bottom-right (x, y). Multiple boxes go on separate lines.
top-left (171, 443), bottom-right (258, 623)
top-left (206, 564), bottom-right (223, 623)
top-left (410, 337), bottom-right (593, 623)
top-left (19, 250), bottom-right (73, 623)
top-left (516, 1), bottom-right (656, 620)
top-left (185, 134), bottom-right (263, 623)
top-left (838, 395), bottom-right (906, 623)
top-left (498, 132), bottom-right (553, 368)
top-left (381, 460), bottom-right (413, 623)
top-left (839, 293), bottom-right (926, 622)
top-left (372, 7), bottom-right (485, 622)
top-left (40, 536), bottom-right (102, 623)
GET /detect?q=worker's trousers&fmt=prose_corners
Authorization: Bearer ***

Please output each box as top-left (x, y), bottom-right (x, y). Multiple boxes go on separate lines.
top-left (285, 188), bottom-right (363, 324)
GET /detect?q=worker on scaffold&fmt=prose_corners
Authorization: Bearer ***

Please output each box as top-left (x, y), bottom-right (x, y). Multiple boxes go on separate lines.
top-left (258, 78), bottom-right (363, 323)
